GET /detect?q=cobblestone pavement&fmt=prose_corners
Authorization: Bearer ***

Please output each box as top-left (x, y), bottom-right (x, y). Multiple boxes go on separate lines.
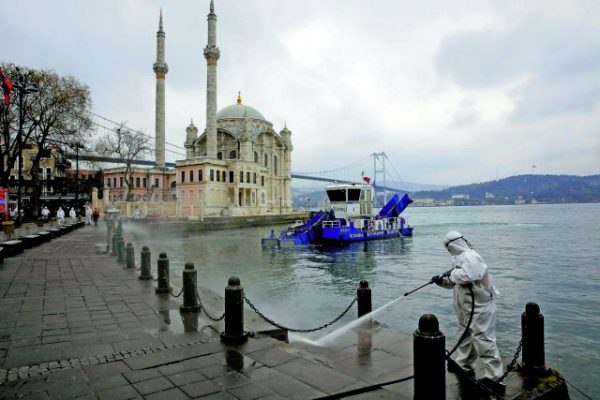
top-left (0, 223), bottom-right (419, 399)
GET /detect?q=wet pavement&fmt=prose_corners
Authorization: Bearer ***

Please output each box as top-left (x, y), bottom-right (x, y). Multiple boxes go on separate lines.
top-left (0, 222), bottom-right (558, 399)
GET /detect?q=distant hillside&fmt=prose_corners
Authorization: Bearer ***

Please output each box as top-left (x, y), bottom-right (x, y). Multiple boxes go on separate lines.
top-left (414, 174), bottom-right (600, 204)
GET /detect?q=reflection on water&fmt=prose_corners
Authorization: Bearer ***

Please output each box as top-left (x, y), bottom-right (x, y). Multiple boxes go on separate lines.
top-left (129, 203), bottom-right (600, 398)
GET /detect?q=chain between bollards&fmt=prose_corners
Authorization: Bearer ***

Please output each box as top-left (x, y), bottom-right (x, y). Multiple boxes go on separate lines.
top-left (195, 290), bottom-right (225, 321)
top-left (243, 295), bottom-right (357, 333)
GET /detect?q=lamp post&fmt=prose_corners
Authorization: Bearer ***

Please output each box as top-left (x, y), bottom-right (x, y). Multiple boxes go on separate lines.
top-left (12, 68), bottom-right (38, 222)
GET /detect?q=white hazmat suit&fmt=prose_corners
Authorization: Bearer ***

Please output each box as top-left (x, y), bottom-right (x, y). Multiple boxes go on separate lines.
top-left (433, 231), bottom-right (504, 381)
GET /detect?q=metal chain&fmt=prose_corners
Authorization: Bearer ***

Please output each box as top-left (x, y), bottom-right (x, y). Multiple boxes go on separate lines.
top-left (243, 295), bottom-right (357, 333)
top-left (496, 338), bottom-right (523, 383)
top-left (195, 291), bottom-right (225, 321)
top-left (170, 287), bottom-right (183, 298)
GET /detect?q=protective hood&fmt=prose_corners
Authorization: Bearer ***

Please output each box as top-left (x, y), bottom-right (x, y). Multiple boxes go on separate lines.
top-left (443, 231), bottom-right (471, 255)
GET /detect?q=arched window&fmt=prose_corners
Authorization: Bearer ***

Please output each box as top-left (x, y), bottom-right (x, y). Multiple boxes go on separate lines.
top-left (240, 171), bottom-right (244, 183)
top-left (229, 150), bottom-right (236, 159)
top-left (199, 169), bottom-right (203, 182)
top-left (136, 177), bottom-right (140, 187)
top-left (254, 151), bottom-right (258, 163)
top-left (274, 156), bottom-right (278, 175)
top-left (264, 154), bottom-right (268, 167)
top-left (222, 171), bottom-right (226, 182)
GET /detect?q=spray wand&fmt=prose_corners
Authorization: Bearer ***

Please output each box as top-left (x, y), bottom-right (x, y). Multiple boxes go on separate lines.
top-left (403, 267), bottom-right (454, 297)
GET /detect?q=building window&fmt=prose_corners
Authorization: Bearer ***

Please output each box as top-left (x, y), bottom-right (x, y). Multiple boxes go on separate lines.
top-left (264, 154), bottom-right (268, 167)
top-left (246, 172), bottom-right (250, 183)
top-left (216, 170), bottom-right (220, 182)
top-left (229, 150), bottom-right (236, 159)
top-left (136, 177), bottom-right (141, 187)
top-left (107, 179), bottom-right (111, 187)
top-left (274, 156), bottom-right (278, 175)
top-left (229, 171), bottom-right (234, 183)
top-left (254, 151), bottom-right (258, 163)
top-left (155, 178), bottom-right (159, 188)
top-left (222, 171), bottom-right (226, 182)
top-left (261, 192), bottom-right (265, 204)
top-left (253, 173), bottom-right (257, 184)
top-left (261, 175), bottom-right (264, 186)
top-left (240, 171), bottom-right (244, 183)
top-left (190, 170), bottom-right (194, 182)
top-left (181, 171), bottom-right (185, 183)
top-left (210, 169), bottom-right (214, 181)
top-left (114, 178), bottom-right (117, 187)
top-left (120, 177), bottom-right (123, 187)
top-left (46, 167), bottom-right (52, 178)
top-left (217, 152), bottom-right (223, 160)
top-left (143, 178), bottom-right (147, 188)
top-left (180, 190), bottom-right (185, 202)
top-left (199, 169), bottom-right (203, 182)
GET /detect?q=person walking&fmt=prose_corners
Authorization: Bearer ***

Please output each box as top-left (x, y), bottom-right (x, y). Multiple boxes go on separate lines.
top-left (69, 208), bottom-right (77, 224)
top-left (41, 206), bottom-right (50, 222)
top-left (56, 207), bottom-right (65, 227)
top-left (431, 231), bottom-right (505, 392)
top-left (85, 205), bottom-right (93, 225)
top-left (92, 208), bottom-right (100, 226)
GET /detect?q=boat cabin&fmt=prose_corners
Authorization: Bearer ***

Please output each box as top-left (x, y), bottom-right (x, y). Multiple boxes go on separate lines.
top-left (325, 183), bottom-right (372, 218)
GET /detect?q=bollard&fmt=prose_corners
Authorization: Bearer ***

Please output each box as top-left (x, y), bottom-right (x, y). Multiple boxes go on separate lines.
top-left (116, 218), bottom-right (123, 234)
top-left (117, 237), bottom-right (125, 263)
top-left (180, 262), bottom-right (201, 312)
top-left (111, 232), bottom-right (120, 256)
top-left (155, 253), bottom-right (170, 294)
top-left (220, 276), bottom-right (248, 345)
top-left (357, 280), bottom-right (372, 318)
top-left (139, 246), bottom-right (152, 280)
top-left (125, 242), bottom-right (135, 269)
top-left (521, 302), bottom-right (546, 372)
top-left (413, 314), bottom-right (445, 400)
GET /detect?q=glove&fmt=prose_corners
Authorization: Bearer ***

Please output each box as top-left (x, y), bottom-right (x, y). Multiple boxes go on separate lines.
top-left (431, 275), bottom-right (443, 284)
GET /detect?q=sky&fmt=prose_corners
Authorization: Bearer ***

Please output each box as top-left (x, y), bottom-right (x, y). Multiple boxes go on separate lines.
top-left (3, 0), bottom-right (600, 186)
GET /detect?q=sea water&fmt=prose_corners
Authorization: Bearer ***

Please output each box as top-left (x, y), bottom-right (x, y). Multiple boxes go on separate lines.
top-left (133, 203), bottom-right (600, 399)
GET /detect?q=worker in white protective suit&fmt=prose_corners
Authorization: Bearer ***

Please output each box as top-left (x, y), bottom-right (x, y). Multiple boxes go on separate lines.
top-left (431, 231), bottom-right (505, 391)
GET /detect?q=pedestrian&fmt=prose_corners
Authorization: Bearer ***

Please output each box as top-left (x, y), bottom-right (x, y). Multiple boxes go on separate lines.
top-left (92, 208), bottom-right (100, 226)
top-left (133, 206), bottom-right (141, 219)
top-left (41, 206), bottom-right (50, 222)
top-left (56, 207), bottom-right (65, 227)
top-left (69, 207), bottom-right (77, 224)
top-left (85, 205), bottom-right (93, 225)
top-left (431, 231), bottom-right (505, 392)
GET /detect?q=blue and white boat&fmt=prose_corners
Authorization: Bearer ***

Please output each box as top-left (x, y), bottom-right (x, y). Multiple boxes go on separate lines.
top-left (261, 180), bottom-right (413, 247)
top-left (320, 182), bottom-right (413, 242)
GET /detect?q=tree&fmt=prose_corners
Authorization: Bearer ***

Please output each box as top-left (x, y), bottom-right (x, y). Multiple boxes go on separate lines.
top-left (0, 63), bottom-right (93, 218)
top-left (94, 125), bottom-right (151, 201)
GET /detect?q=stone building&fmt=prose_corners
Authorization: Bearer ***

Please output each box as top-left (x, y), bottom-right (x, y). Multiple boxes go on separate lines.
top-left (102, 1), bottom-right (293, 217)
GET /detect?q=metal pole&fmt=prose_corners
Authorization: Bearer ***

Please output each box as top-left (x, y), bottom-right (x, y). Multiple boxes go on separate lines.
top-left (75, 144), bottom-right (79, 204)
top-left (16, 75), bottom-right (24, 220)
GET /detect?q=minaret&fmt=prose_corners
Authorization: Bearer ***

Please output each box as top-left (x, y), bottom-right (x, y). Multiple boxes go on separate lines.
top-left (204, 0), bottom-right (220, 158)
top-left (153, 9), bottom-right (168, 168)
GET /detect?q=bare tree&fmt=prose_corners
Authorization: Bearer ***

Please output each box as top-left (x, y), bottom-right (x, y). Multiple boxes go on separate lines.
top-left (95, 125), bottom-right (151, 201)
top-left (0, 63), bottom-right (92, 218)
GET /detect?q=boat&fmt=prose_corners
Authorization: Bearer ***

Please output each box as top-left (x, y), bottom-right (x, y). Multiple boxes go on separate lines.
top-left (261, 180), bottom-right (413, 246)
top-left (320, 182), bottom-right (413, 242)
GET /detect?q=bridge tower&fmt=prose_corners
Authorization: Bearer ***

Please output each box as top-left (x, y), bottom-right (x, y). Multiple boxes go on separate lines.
top-left (372, 152), bottom-right (387, 206)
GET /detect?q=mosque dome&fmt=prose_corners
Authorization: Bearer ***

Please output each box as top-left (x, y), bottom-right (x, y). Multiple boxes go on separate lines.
top-left (216, 93), bottom-right (266, 121)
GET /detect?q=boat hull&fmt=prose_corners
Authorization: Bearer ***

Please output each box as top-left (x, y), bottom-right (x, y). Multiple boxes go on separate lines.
top-left (321, 226), bottom-right (412, 242)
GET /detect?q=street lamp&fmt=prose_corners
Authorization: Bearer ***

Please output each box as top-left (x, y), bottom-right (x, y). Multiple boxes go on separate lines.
top-left (12, 68), bottom-right (38, 221)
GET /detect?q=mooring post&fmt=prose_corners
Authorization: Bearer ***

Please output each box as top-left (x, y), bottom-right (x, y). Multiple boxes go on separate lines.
top-left (413, 314), bottom-right (445, 400)
top-left (139, 246), bottom-right (152, 280)
top-left (220, 276), bottom-right (248, 345)
top-left (180, 262), bottom-right (201, 312)
top-left (117, 237), bottom-right (125, 263)
top-left (111, 231), bottom-right (120, 256)
top-left (521, 302), bottom-right (546, 372)
top-left (125, 242), bottom-right (135, 269)
top-left (155, 252), bottom-right (170, 294)
top-left (357, 280), bottom-right (372, 318)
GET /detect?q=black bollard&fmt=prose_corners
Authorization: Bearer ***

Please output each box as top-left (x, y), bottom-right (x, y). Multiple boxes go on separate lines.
top-left (413, 314), bottom-right (445, 400)
top-left (521, 302), bottom-right (546, 372)
top-left (125, 242), bottom-right (135, 269)
top-left (139, 246), bottom-right (152, 280)
top-left (117, 237), bottom-right (125, 263)
top-left (220, 276), bottom-right (248, 345)
top-left (155, 253), bottom-right (170, 294)
top-left (111, 232), bottom-right (120, 256)
top-left (180, 262), bottom-right (201, 312)
top-left (357, 280), bottom-right (372, 318)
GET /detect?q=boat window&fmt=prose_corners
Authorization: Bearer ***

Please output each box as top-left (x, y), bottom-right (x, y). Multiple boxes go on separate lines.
top-left (327, 189), bottom-right (346, 202)
top-left (348, 189), bottom-right (361, 201)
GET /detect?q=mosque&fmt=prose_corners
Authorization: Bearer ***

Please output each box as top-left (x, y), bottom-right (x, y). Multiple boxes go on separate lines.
top-left (101, 1), bottom-right (293, 217)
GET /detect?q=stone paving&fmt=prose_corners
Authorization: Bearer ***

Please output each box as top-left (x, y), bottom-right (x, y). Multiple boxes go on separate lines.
top-left (0, 222), bottom-right (539, 399)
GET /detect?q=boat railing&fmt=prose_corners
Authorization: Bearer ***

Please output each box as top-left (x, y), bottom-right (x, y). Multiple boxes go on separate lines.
top-left (322, 220), bottom-right (341, 228)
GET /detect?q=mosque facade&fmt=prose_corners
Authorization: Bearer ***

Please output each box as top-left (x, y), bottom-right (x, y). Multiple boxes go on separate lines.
top-left (102, 1), bottom-right (293, 217)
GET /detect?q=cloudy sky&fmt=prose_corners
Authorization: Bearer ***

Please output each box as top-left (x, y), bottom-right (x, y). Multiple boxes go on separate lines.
top-left (4, 0), bottom-right (600, 186)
